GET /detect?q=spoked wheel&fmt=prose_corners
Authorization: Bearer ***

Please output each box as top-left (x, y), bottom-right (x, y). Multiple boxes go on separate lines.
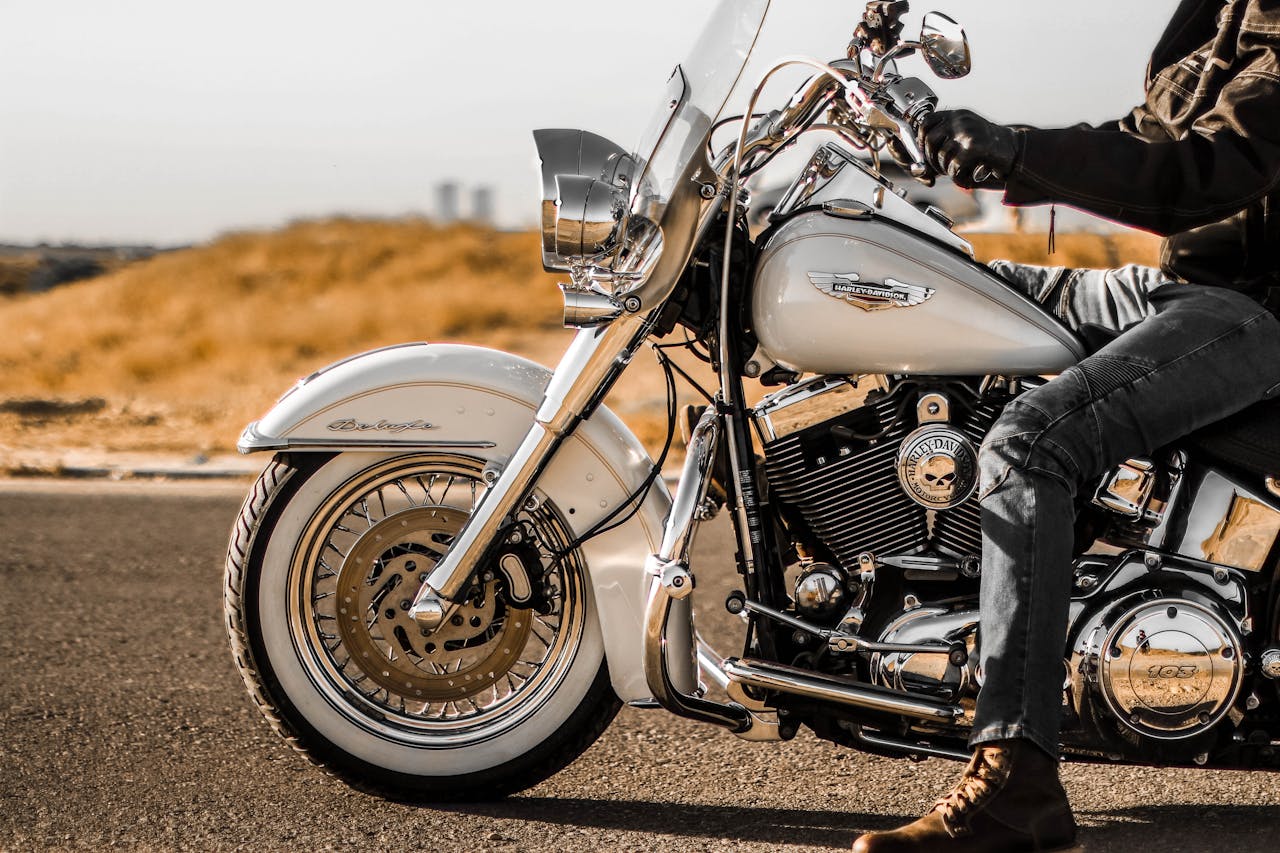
top-left (226, 453), bottom-right (620, 800)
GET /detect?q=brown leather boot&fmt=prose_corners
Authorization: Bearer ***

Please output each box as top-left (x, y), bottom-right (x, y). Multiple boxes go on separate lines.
top-left (851, 739), bottom-right (1079, 853)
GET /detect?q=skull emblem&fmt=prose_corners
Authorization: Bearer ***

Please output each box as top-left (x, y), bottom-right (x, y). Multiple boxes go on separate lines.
top-left (918, 454), bottom-right (957, 495)
top-left (897, 425), bottom-right (979, 509)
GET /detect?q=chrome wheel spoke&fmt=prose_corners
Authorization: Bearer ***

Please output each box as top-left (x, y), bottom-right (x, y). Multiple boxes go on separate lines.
top-left (289, 455), bottom-right (585, 742)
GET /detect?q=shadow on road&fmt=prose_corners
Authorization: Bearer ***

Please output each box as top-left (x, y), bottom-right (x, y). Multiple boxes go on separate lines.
top-left (443, 798), bottom-right (1280, 850)
top-left (1074, 803), bottom-right (1280, 851)
top-left (444, 798), bottom-right (899, 848)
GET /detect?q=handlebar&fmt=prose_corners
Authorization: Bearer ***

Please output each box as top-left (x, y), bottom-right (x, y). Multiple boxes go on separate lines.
top-left (736, 68), bottom-right (850, 168)
top-left (719, 46), bottom-right (942, 190)
top-left (732, 65), bottom-right (935, 178)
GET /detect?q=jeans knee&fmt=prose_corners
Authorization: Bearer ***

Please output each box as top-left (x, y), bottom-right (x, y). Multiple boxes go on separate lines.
top-left (979, 401), bottom-right (1080, 498)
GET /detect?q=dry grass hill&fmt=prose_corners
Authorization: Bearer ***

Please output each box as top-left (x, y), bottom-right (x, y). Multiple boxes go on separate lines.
top-left (0, 218), bottom-right (1159, 473)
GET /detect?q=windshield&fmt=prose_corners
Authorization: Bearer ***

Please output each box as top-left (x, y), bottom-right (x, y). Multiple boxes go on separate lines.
top-left (629, 0), bottom-right (771, 226)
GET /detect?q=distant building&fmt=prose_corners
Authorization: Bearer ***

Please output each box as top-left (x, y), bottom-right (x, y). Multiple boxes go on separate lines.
top-left (470, 186), bottom-right (495, 225)
top-left (436, 182), bottom-right (460, 223)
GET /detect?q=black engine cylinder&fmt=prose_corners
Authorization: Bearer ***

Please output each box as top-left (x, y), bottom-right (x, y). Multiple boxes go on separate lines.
top-left (762, 380), bottom-right (1006, 572)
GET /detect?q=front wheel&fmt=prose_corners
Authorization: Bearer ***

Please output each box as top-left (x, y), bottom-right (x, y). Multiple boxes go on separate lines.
top-left (224, 452), bottom-right (620, 801)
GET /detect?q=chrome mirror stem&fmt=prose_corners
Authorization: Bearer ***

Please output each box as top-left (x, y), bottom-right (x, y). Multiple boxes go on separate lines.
top-left (872, 41), bottom-right (920, 81)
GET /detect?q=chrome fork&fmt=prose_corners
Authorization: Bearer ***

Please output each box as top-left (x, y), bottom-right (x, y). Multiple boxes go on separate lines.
top-left (408, 313), bottom-right (649, 628)
top-left (407, 183), bottom-right (732, 630)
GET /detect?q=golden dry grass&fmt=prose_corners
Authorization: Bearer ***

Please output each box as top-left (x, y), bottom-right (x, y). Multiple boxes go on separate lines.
top-left (0, 219), bottom-right (1160, 468)
top-left (969, 231), bottom-right (1160, 268)
top-left (0, 220), bottom-right (566, 458)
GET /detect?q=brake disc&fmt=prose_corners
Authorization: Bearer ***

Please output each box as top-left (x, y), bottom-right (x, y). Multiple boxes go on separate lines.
top-left (334, 506), bottom-right (533, 703)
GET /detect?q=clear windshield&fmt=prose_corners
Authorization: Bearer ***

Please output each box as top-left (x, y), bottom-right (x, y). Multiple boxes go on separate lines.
top-left (629, 0), bottom-right (771, 224)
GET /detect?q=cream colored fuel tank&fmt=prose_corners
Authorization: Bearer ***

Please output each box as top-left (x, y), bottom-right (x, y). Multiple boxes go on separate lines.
top-left (751, 211), bottom-right (1085, 375)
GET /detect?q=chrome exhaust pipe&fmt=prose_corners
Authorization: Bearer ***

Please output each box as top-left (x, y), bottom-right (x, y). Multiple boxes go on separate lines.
top-left (723, 657), bottom-right (964, 722)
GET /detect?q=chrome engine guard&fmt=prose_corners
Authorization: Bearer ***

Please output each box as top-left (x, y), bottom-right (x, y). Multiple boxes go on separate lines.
top-left (641, 406), bottom-right (782, 740)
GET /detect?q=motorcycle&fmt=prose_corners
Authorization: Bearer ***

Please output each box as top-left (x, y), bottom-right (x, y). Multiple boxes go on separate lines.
top-left (225, 0), bottom-right (1280, 799)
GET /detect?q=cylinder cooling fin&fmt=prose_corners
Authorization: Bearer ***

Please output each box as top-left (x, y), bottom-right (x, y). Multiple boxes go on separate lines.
top-left (763, 386), bottom-right (928, 567)
top-left (757, 376), bottom-right (1010, 573)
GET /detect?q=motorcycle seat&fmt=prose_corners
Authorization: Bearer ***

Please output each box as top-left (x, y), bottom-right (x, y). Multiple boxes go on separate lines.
top-left (1186, 396), bottom-right (1280, 476)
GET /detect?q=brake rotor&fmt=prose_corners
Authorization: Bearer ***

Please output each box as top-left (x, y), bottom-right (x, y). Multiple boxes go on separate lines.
top-left (334, 506), bottom-right (532, 703)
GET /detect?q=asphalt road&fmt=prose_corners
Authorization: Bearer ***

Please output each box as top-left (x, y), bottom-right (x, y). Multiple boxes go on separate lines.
top-left (2, 479), bottom-right (1278, 852)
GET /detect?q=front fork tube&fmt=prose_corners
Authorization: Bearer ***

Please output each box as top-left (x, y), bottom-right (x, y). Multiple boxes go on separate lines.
top-left (642, 406), bottom-right (776, 736)
top-left (409, 313), bottom-right (650, 627)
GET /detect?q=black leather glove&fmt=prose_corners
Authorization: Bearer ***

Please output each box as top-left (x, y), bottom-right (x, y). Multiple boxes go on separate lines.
top-left (921, 109), bottom-right (1022, 190)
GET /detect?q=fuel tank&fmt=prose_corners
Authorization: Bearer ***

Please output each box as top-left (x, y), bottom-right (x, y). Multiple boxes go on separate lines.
top-left (751, 171), bottom-right (1085, 377)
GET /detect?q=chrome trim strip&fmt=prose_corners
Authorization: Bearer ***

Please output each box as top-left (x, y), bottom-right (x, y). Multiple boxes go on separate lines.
top-left (722, 657), bottom-right (963, 721)
top-left (241, 438), bottom-right (499, 453)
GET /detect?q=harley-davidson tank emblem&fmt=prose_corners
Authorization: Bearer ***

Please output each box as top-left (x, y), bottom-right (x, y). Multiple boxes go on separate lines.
top-left (808, 271), bottom-right (935, 312)
top-left (896, 425), bottom-right (979, 509)
top-left (327, 418), bottom-right (437, 434)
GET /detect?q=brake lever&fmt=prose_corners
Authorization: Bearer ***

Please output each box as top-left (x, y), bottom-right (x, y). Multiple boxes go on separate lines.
top-left (864, 106), bottom-right (930, 179)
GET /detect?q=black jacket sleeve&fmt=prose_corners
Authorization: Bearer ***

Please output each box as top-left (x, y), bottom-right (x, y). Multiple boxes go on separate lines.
top-left (1003, 69), bottom-right (1280, 236)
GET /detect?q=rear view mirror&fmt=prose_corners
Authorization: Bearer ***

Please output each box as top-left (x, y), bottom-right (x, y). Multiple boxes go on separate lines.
top-left (920, 12), bottom-right (971, 79)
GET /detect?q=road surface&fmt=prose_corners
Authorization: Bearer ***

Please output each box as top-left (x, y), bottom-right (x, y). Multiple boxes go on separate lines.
top-left (1, 479), bottom-right (1277, 851)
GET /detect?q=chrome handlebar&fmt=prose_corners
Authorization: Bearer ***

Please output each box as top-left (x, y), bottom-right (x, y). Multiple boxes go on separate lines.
top-left (722, 50), bottom-right (941, 188)
top-left (746, 65), bottom-right (936, 180)
top-left (738, 76), bottom-right (845, 168)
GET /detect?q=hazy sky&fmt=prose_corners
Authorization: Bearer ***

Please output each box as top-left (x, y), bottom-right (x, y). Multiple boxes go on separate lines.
top-left (0, 0), bottom-right (1181, 245)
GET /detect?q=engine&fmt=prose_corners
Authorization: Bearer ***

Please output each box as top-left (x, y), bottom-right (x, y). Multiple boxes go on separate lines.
top-left (756, 374), bottom-right (1007, 571)
top-left (755, 374), bottom-right (1259, 761)
top-left (861, 580), bottom-right (1249, 758)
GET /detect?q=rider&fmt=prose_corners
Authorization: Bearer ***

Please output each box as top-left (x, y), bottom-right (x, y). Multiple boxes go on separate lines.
top-left (854, 1), bottom-right (1280, 851)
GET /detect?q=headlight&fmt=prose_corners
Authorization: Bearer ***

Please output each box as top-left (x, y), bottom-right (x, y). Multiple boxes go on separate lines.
top-left (533, 129), bottom-right (635, 272)
top-left (553, 175), bottom-right (627, 262)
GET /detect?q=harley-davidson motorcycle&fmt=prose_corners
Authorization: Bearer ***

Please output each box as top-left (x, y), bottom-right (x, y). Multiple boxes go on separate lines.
top-left (225, 0), bottom-right (1280, 799)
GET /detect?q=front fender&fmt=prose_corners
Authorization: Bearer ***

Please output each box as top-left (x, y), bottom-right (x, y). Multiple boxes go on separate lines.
top-left (240, 342), bottom-right (669, 702)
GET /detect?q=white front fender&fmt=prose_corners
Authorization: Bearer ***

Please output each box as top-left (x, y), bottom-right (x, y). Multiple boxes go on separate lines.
top-left (240, 342), bottom-right (668, 702)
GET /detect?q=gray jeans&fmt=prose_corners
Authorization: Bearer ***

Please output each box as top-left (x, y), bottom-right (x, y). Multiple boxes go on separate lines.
top-left (972, 262), bottom-right (1280, 757)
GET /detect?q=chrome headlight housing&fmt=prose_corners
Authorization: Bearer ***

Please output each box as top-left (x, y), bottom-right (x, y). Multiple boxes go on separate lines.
top-left (533, 129), bottom-right (636, 274)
